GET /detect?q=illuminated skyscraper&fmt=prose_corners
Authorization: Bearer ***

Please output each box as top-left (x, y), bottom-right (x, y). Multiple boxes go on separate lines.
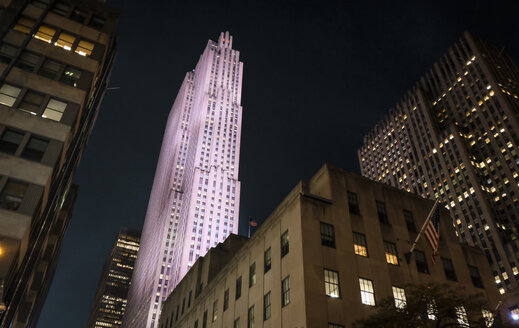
top-left (87, 227), bottom-right (140, 328)
top-left (359, 32), bottom-right (519, 309)
top-left (124, 31), bottom-right (243, 328)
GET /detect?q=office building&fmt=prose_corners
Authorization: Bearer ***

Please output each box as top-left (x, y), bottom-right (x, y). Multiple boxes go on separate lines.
top-left (158, 164), bottom-right (500, 328)
top-left (358, 32), bottom-right (519, 309)
top-left (87, 227), bottom-right (140, 328)
top-left (0, 0), bottom-right (118, 326)
top-left (124, 31), bottom-right (243, 328)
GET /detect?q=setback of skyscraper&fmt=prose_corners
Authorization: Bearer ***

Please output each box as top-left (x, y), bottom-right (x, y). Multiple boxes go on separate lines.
top-left (124, 32), bottom-right (243, 328)
top-left (87, 227), bottom-right (141, 328)
top-left (0, 0), bottom-right (118, 327)
top-left (359, 31), bottom-right (519, 313)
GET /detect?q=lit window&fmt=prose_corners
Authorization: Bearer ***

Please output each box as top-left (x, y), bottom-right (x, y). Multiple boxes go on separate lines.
top-left (392, 286), bottom-right (406, 308)
top-left (384, 241), bottom-right (399, 265)
top-left (320, 222), bottom-right (335, 248)
top-left (482, 309), bottom-right (494, 327)
top-left (13, 17), bottom-right (35, 34)
top-left (328, 324), bottom-right (345, 328)
top-left (247, 305), bottom-right (254, 328)
top-left (359, 278), bottom-right (375, 306)
top-left (0, 84), bottom-right (22, 107)
top-left (61, 66), bottom-right (82, 87)
top-left (324, 269), bottom-right (340, 298)
top-left (0, 179), bottom-right (28, 211)
top-left (456, 306), bottom-right (468, 326)
top-left (509, 306), bottom-right (519, 321)
top-left (249, 262), bottom-right (256, 287)
top-left (34, 25), bottom-right (57, 43)
top-left (75, 40), bottom-right (94, 56)
top-left (264, 247), bottom-right (271, 273)
top-left (212, 299), bottom-right (218, 322)
top-left (55, 32), bottom-right (75, 51)
top-left (281, 276), bottom-right (290, 306)
top-left (428, 300), bottom-right (437, 320)
top-left (353, 232), bottom-right (368, 257)
top-left (42, 98), bottom-right (66, 121)
top-left (263, 292), bottom-right (271, 321)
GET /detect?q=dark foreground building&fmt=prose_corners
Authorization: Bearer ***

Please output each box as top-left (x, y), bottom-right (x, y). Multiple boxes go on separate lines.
top-left (87, 227), bottom-right (141, 328)
top-left (0, 0), bottom-right (118, 327)
top-left (158, 165), bottom-right (501, 328)
top-left (359, 32), bottom-right (519, 316)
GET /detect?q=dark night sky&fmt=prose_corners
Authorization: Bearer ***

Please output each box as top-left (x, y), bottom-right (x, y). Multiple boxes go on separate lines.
top-left (38, 0), bottom-right (518, 326)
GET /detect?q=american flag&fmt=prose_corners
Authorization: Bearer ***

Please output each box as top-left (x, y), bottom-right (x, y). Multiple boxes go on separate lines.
top-left (424, 204), bottom-right (441, 264)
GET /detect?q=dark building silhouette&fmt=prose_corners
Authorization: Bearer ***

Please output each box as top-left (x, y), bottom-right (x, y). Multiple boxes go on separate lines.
top-left (359, 32), bottom-right (519, 315)
top-left (87, 227), bottom-right (141, 328)
top-left (0, 0), bottom-right (118, 326)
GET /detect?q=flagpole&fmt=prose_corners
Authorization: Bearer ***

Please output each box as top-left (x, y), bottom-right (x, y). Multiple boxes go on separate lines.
top-left (405, 200), bottom-right (439, 263)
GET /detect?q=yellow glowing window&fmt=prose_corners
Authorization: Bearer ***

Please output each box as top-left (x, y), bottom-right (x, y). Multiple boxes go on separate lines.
top-left (384, 241), bottom-right (399, 265)
top-left (75, 40), bottom-right (94, 56)
top-left (55, 32), bottom-right (75, 50)
top-left (34, 25), bottom-right (56, 43)
top-left (13, 17), bottom-right (35, 34)
top-left (353, 232), bottom-right (368, 257)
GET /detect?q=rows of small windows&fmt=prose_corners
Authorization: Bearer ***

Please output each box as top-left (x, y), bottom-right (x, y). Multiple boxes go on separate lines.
top-left (0, 83), bottom-right (70, 122)
top-left (0, 43), bottom-right (84, 87)
top-left (13, 17), bottom-right (96, 56)
top-left (165, 231), bottom-right (290, 327)
top-left (31, 0), bottom-right (106, 29)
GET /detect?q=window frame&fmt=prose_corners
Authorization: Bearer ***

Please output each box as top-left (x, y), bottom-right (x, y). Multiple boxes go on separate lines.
top-left (347, 191), bottom-right (360, 215)
top-left (352, 231), bottom-right (368, 257)
top-left (324, 269), bottom-right (341, 298)
top-left (281, 276), bottom-right (290, 307)
top-left (359, 277), bottom-right (375, 306)
top-left (264, 247), bottom-right (271, 273)
top-left (384, 241), bottom-right (399, 265)
top-left (320, 222), bottom-right (336, 248)
top-left (281, 230), bottom-right (289, 257)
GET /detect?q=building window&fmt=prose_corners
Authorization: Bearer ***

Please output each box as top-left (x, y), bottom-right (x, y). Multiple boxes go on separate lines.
top-left (441, 258), bottom-right (457, 281)
top-left (212, 299), bottom-right (218, 322)
top-left (16, 51), bottom-right (40, 71)
top-left (235, 276), bottom-right (242, 300)
top-left (70, 8), bottom-right (88, 24)
top-left (0, 84), bottom-right (22, 107)
top-left (55, 32), bottom-right (75, 51)
top-left (510, 306), bottom-right (519, 321)
top-left (75, 40), bottom-right (94, 56)
top-left (353, 232), bottom-right (368, 257)
top-left (188, 290), bottom-right (192, 307)
top-left (392, 286), bottom-right (406, 308)
top-left (324, 269), bottom-right (340, 298)
top-left (281, 230), bottom-right (289, 257)
top-left (328, 324), bottom-right (345, 328)
top-left (34, 25), bottom-right (57, 43)
top-left (61, 66), bottom-right (82, 87)
top-left (233, 318), bottom-right (240, 328)
top-left (42, 98), bottom-right (66, 121)
top-left (403, 209), bottom-right (416, 232)
top-left (264, 247), bottom-right (271, 273)
top-left (0, 44), bottom-right (17, 63)
top-left (0, 179), bottom-right (28, 211)
top-left (51, 1), bottom-right (70, 16)
top-left (202, 310), bottom-right (208, 328)
top-left (223, 289), bottom-right (229, 311)
top-left (194, 319), bottom-right (198, 328)
top-left (456, 306), bottom-right (469, 326)
top-left (39, 59), bottom-right (62, 79)
top-left (282, 276), bottom-right (290, 306)
top-left (415, 250), bottom-right (429, 274)
top-left (482, 309), bottom-right (494, 327)
top-left (249, 262), bottom-right (256, 287)
top-left (359, 278), bottom-right (375, 306)
top-left (21, 136), bottom-right (48, 162)
top-left (376, 201), bottom-right (389, 224)
top-left (347, 191), bottom-right (360, 215)
top-left (0, 129), bottom-right (24, 154)
top-left (384, 241), bottom-right (399, 265)
top-left (19, 90), bottom-right (45, 115)
top-left (88, 15), bottom-right (106, 29)
top-left (247, 305), bottom-right (254, 328)
top-left (13, 17), bottom-right (34, 34)
top-left (263, 292), bottom-right (271, 320)
top-left (469, 266), bottom-right (484, 288)
top-left (320, 222), bottom-right (336, 248)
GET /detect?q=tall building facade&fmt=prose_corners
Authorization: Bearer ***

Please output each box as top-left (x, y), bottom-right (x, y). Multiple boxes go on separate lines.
top-left (0, 0), bottom-right (118, 327)
top-left (359, 32), bottom-right (519, 304)
top-left (159, 165), bottom-right (500, 328)
top-left (124, 32), bottom-right (243, 328)
top-left (87, 227), bottom-right (141, 328)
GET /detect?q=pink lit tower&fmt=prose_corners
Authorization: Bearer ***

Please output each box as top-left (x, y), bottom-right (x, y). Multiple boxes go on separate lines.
top-left (123, 32), bottom-right (243, 328)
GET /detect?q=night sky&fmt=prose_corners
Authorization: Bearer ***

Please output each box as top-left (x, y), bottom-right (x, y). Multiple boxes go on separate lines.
top-left (38, 1), bottom-right (518, 326)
